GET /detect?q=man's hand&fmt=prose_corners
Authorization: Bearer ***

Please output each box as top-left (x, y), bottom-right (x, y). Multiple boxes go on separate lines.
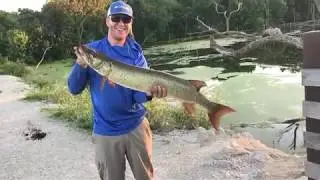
top-left (147, 84), bottom-right (167, 98)
top-left (73, 46), bottom-right (88, 68)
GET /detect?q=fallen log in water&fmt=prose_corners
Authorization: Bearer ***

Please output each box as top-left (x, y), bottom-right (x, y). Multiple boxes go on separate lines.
top-left (210, 33), bottom-right (303, 58)
top-left (195, 15), bottom-right (304, 61)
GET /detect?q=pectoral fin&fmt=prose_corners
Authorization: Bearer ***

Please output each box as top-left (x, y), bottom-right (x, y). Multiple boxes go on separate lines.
top-left (182, 102), bottom-right (196, 116)
top-left (108, 80), bottom-right (116, 88)
top-left (100, 76), bottom-right (108, 90)
top-left (188, 80), bottom-right (206, 92)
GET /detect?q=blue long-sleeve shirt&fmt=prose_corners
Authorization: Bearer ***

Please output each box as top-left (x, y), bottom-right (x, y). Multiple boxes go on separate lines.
top-left (67, 36), bottom-right (151, 136)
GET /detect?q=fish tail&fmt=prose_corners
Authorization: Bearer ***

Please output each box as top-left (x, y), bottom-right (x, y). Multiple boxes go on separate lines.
top-left (186, 79), bottom-right (235, 133)
top-left (208, 103), bottom-right (235, 134)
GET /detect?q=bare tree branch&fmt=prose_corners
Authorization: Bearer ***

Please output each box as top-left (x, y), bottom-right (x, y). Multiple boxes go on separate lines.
top-left (195, 16), bottom-right (213, 31)
top-left (35, 46), bottom-right (52, 70)
top-left (313, 0), bottom-right (320, 13)
top-left (78, 16), bottom-right (88, 44)
top-left (194, 16), bottom-right (257, 40)
top-left (229, 2), bottom-right (243, 17)
top-left (210, 33), bottom-right (303, 58)
top-left (214, 2), bottom-right (226, 15)
top-left (214, 1), bottom-right (243, 31)
top-left (194, 2), bottom-right (302, 60)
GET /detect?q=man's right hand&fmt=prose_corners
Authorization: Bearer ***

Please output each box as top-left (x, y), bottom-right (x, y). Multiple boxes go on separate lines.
top-left (73, 46), bottom-right (88, 68)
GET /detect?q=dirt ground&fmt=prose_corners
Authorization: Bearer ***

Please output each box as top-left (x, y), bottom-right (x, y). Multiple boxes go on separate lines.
top-left (0, 75), bottom-right (307, 180)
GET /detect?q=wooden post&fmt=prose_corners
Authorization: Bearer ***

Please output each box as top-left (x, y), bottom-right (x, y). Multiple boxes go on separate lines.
top-left (303, 30), bottom-right (320, 180)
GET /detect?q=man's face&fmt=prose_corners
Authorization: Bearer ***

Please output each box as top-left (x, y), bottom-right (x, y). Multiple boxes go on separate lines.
top-left (106, 14), bottom-right (132, 41)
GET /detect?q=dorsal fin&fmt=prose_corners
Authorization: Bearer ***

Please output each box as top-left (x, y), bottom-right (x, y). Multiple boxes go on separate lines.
top-left (188, 80), bottom-right (206, 92)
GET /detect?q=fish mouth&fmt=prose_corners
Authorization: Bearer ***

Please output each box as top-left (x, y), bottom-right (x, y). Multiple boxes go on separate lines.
top-left (79, 45), bottom-right (97, 57)
top-left (77, 45), bottom-right (105, 69)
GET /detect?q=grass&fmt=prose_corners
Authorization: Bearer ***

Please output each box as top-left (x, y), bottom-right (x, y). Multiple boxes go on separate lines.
top-left (0, 58), bottom-right (32, 77)
top-left (0, 58), bottom-right (211, 132)
top-left (145, 99), bottom-right (210, 130)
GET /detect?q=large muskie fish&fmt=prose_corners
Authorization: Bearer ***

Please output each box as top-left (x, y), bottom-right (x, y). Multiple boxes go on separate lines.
top-left (75, 45), bottom-right (235, 133)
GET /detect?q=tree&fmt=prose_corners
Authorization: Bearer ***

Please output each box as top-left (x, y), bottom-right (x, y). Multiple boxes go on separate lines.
top-left (214, 0), bottom-right (243, 32)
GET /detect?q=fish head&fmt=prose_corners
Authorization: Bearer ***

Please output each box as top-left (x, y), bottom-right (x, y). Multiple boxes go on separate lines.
top-left (78, 45), bottom-right (105, 69)
top-left (79, 45), bottom-right (96, 58)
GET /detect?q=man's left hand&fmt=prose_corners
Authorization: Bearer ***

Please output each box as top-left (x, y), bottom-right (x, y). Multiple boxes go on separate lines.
top-left (147, 85), bottom-right (167, 98)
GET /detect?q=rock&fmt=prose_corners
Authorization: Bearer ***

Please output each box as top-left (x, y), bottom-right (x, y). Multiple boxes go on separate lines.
top-left (249, 151), bottom-right (267, 163)
top-left (262, 27), bottom-right (282, 37)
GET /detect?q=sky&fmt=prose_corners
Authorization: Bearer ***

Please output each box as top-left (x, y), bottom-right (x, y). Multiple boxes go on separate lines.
top-left (0, 0), bottom-right (47, 12)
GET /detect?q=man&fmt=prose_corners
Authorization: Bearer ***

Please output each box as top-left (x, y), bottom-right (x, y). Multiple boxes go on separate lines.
top-left (67, 1), bottom-right (167, 180)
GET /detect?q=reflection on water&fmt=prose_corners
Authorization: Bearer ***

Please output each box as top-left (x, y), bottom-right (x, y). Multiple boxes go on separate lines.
top-left (144, 38), bottom-right (304, 151)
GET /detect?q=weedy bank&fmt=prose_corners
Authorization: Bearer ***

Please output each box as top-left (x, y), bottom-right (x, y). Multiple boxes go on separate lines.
top-left (1, 58), bottom-right (210, 132)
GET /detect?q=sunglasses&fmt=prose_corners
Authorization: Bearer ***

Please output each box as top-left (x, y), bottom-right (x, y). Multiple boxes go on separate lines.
top-left (110, 15), bottom-right (132, 24)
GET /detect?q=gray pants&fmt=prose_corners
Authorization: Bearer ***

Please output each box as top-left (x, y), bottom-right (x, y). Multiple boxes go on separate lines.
top-left (92, 118), bottom-right (154, 180)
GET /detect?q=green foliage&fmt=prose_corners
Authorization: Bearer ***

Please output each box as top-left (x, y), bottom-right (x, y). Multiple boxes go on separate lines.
top-left (6, 29), bottom-right (30, 62)
top-left (269, 0), bottom-right (288, 24)
top-left (144, 99), bottom-right (209, 130)
top-left (0, 60), bottom-right (31, 77)
top-left (0, 0), bottom-right (317, 64)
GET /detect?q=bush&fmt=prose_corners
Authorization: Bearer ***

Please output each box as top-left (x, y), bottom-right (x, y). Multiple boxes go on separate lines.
top-left (0, 61), bottom-right (31, 77)
top-left (145, 99), bottom-right (210, 130)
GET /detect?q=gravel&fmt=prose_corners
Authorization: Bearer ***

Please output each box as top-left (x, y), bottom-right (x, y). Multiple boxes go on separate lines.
top-left (0, 75), bottom-right (307, 180)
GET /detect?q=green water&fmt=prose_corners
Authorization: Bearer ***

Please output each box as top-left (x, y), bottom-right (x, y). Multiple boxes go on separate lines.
top-left (144, 38), bottom-right (304, 151)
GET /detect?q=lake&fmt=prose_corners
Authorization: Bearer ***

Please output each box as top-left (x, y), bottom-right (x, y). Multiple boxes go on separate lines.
top-left (143, 38), bottom-right (305, 153)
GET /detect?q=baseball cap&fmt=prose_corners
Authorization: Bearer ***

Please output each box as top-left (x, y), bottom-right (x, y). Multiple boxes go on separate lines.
top-left (107, 1), bottom-right (133, 17)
